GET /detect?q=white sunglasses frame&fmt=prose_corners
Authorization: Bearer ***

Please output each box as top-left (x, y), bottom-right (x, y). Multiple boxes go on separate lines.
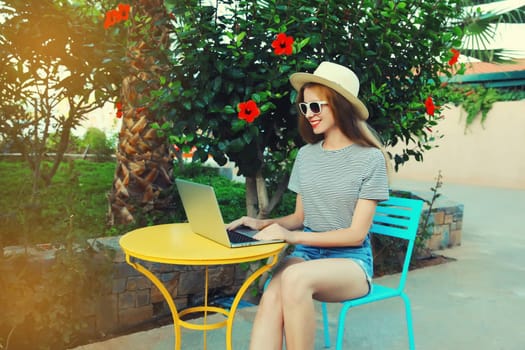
top-left (298, 101), bottom-right (329, 116)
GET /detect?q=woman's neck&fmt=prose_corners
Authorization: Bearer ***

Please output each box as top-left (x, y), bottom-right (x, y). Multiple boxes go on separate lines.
top-left (322, 131), bottom-right (353, 150)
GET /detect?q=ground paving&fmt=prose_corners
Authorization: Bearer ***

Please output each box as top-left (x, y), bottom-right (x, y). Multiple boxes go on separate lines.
top-left (72, 179), bottom-right (525, 350)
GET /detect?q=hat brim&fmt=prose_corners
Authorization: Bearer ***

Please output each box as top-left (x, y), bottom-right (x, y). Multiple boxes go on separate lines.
top-left (290, 72), bottom-right (369, 120)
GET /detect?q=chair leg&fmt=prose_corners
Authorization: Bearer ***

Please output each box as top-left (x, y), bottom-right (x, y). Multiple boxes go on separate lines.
top-left (335, 303), bottom-right (352, 350)
top-left (401, 293), bottom-right (416, 350)
top-left (321, 302), bottom-right (331, 348)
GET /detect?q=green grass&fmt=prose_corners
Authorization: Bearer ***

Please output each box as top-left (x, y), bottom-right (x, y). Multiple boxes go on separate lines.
top-left (0, 159), bottom-right (115, 246)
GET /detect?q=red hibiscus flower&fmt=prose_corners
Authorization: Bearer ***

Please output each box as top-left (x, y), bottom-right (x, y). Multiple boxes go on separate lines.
top-left (237, 100), bottom-right (261, 123)
top-left (116, 102), bottom-right (123, 118)
top-left (448, 48), bottom-right (460, 66)
top-left (425, 96), bottom-right (435, 116)
top-left (103, 4), bottom-right (131, 29)
top-left (271, 33), bottom-right (294, 56)
top-left (104, 9), bottom-right (121, 29)
top-left (118, 3), bottom-right (131, 21)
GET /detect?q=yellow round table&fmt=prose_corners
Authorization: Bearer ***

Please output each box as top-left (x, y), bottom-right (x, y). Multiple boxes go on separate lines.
top-left (119, 223), bottom-right (287, 350)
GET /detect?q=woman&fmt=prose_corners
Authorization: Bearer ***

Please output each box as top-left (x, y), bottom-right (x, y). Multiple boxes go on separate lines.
top-left (227, 61), bottom-right (391, 350)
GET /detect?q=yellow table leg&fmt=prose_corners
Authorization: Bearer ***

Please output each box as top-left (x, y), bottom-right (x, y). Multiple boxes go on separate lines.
top-left (125, 254), bottom-right (183, 350)
top-left (126, 251), bottom-right (282, 350)
top-left (203, 265), bottom-right (208, 350)
top-left (225, 253), bottom-right (281, 350)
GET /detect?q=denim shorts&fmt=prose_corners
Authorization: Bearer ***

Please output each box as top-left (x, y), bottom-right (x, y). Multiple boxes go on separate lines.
top-left (288, 228), bottom-right (374, 292)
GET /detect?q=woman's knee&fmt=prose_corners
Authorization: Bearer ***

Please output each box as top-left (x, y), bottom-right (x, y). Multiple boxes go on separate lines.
top-left (280, 264), bottom-right (302, 285)
top-left (279, 264), bottom-right (311, 301)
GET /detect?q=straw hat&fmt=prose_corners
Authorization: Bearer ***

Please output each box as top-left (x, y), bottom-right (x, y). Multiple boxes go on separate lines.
top-left (290, 61), bottom-right (369, 120)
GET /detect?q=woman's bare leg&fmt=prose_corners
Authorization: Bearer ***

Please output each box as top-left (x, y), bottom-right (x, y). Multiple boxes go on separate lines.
top-left (249, 258), bottom-right (304, 350)
top-left (280, 258), bottom-right (369, 350)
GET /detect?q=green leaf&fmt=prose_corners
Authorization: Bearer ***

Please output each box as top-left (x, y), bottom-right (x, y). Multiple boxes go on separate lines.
top-left (279, 65), bottom-right (292, 74)
top-left (224, 105), bottom-right (236, 114)
top-left (236, 31), bottom-right (247, 47)
top-left (260, 102), bottom-right (274, 112)
top-left (249, 125), bottom-right (260, 136)
top-left (243, 132), bottom-right (253, 144)
top-left (212, 77), bottom-right (222, 92)
top-left (232, 119), bottom-right (246, 132)
top-left (302, 17), bottom-right (319, 23)
top-left (297, 37), bottom-right (310, 49)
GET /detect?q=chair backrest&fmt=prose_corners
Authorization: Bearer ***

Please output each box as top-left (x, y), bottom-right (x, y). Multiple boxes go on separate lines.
top-left (370, 196), bottom-right (424, 289)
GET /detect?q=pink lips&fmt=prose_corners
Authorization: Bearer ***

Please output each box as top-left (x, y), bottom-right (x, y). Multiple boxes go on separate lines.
top-left (309, 118), bottom-right (321, 129)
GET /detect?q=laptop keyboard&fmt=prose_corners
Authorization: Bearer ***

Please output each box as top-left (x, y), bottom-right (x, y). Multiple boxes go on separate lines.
top-left (227, 229), bottom-right (257, 243)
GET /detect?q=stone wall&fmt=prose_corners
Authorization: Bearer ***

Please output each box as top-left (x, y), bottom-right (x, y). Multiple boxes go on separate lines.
top-left (84, 236), bottom-right (252, 337)
top-left (392, 190), bottom-right (464, 250)
top-left (423, 200), bottom-right (464, 250)
top-left (2, 239), bottom-right (253, 341)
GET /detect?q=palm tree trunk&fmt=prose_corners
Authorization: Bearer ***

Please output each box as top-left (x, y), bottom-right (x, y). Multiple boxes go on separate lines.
top-left (108, 0), bottom-right (173, 225)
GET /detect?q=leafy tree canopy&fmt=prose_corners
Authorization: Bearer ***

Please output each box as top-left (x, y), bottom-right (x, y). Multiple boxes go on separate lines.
top-left (153, 0), bottom-right (464, 179)
top-left (0, 0), bottom-right (125, 186)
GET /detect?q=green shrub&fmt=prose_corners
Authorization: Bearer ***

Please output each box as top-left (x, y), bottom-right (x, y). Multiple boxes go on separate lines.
top-left (0, 243), bottom-right (112, 349)
top-left (81, 127), bottom-right (115, 161)
top-left (173, 163), bottom-right (295, 223)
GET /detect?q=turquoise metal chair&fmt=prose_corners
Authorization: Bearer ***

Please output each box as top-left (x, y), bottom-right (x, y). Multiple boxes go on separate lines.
top-left (321, 196), bottom-right (424, 349)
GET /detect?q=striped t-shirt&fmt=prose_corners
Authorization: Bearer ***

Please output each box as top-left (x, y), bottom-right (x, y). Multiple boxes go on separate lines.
top-left (288, 141), bottom-right (389, 232)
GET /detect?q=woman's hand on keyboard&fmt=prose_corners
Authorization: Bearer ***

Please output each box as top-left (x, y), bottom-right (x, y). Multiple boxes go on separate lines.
top-left (226, 216), bottom-right (265, 231)
top-left (254, 223), bottom-right (292, 242)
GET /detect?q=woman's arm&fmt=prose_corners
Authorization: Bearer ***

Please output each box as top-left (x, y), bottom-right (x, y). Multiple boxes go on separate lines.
top-left (255, 198), bottom-right (378, 247)
top-left (226, 194), bottom-right (305, 231)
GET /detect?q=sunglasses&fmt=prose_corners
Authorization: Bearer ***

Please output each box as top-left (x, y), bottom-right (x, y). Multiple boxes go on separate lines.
top-left (298, 101), bottom-right (329, 116)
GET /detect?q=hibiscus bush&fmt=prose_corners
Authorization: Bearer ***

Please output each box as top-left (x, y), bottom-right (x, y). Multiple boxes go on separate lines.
top-left (150, 0), bottom-right (465, 217)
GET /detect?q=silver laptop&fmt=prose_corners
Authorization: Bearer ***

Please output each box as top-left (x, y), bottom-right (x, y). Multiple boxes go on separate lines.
top-left (175, 178), bottom-right (284, 248)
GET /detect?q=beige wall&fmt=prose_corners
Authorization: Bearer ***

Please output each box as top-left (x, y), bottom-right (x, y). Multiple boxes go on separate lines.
top-left (389, 100), bottom-right (525, 189)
